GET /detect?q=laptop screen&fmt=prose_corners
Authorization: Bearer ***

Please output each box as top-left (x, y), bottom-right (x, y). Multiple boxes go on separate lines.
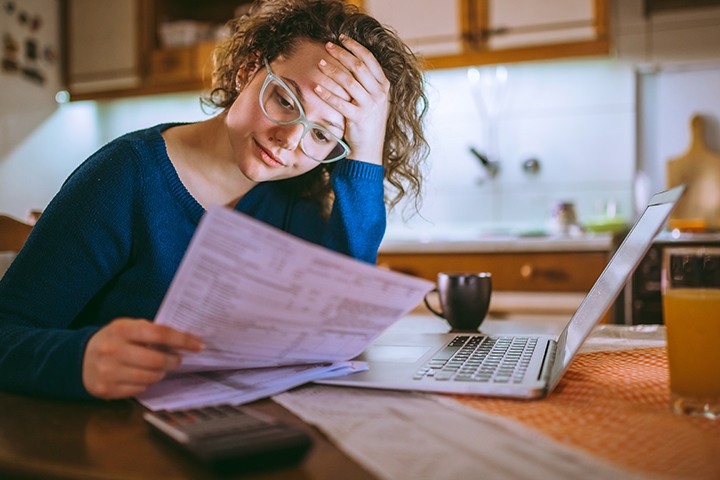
top-left (547, 186), bottom-right (684, 391)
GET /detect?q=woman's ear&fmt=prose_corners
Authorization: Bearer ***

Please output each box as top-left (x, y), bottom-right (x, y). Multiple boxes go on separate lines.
top-left (235, 53), bottom-right (262, 92)
top-left (235, 68), bottom-right (246, 92)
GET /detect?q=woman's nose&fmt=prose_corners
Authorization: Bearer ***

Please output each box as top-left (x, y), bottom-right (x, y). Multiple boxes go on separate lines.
top-left (274, 123), bottom-right (304, 151)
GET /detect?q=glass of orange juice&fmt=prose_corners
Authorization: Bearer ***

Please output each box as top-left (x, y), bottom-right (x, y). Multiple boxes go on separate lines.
top-left (662, 246), bottom-right (720, 419)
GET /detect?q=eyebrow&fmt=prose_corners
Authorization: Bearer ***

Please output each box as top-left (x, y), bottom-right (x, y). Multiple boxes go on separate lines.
top-left (280, 75), bottom-right (344, 133)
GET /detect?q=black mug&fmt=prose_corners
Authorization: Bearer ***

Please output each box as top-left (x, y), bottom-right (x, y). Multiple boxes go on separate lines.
top-left (423, 272), bottom-right (492, 331)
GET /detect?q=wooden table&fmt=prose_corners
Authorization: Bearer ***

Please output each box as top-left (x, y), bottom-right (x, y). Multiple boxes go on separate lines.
top-left (0, 315), bottom-right (572, 480)
top-left (0, 392), bottom-right (375, 480)
top-left (0, 317), bottom-right (609, 480)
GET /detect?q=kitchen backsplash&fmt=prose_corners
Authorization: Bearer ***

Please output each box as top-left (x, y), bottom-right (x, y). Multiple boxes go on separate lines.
top-left (1, 58), bottom-right (636, 235)
top-left (388, 58), bottom-right (636, 237)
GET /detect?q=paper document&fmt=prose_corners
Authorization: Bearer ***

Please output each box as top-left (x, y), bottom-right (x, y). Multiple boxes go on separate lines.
top-left (141, 207), bottom-right (432, 410)
top-left (136, 361), bottom-right (368, 411)
top-left (155, 206), bottom-right (433, 371)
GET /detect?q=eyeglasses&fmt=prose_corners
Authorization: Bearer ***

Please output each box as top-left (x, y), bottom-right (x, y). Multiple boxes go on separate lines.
top-left (259, 59), bottom-right (350, 163)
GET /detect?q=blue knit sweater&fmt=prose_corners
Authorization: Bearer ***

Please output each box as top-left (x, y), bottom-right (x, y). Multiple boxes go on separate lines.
top-left (0, 123), bottom-right (386, 399)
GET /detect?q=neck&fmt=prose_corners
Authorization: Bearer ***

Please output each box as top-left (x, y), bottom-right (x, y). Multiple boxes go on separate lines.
top-left (164, 113), bottom-right (256, 209)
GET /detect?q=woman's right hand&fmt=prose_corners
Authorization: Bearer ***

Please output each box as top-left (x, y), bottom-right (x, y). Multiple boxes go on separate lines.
top-left (82, 318), bottom-right (204, 399)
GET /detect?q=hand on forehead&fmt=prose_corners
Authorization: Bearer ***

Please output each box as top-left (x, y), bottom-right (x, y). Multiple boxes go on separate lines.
top-left (274, 40), bottom-right (353, 102)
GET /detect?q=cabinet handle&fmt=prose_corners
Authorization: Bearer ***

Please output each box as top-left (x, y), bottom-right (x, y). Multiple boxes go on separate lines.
top-left (520, 264), bottom-right (533, 279)
top-left (520, 264), bottom-right (569, 282)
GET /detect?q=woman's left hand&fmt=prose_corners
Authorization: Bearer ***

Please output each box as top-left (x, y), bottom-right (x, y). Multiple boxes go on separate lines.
top-left (315, 35), bottom-right (390, 166)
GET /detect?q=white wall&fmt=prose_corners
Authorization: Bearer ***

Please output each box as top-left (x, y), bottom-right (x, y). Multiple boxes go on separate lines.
top-left (0, 102), bottom-right (99, 218)
top-left (388, 59), bottom-right (636, 237)
top-left (0, 0), bottom-right (62, 219)
top-left (1, 59), bottom-right (637, 233)
top-left (0, 0), bottom-right (62, 160)
top-left (639, 65), bottom-right (720, 198)
top-left (0, 93), bottom-right (210, 219)
top-left (611, 0), bottom-right (720, 208)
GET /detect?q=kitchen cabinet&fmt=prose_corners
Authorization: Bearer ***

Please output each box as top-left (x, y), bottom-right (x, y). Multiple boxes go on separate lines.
top-left (64, 0), bottom-right (364, 100)
top-left (65, 0), bottom-right (248, 100)
top-left (361, 0), bottom-right (609, 70)
top-left (64, 0), bottom-right (609, 100)
top-left (362, 0), bottom-right (466, 58)
top-left (378, 249), bottom-right (614, 322)
top-left (377, 251), bottom-right (608, 293)
top-left (485, 0), bottom-right (598, 50)
top-left (147, 42), bottom-right (216, 87)
top-left (65, 0), bottom-right (145, 95)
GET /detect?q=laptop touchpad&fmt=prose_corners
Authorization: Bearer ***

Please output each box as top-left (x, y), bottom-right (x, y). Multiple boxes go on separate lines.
top-left (363, 345), bottom-right (433, 363)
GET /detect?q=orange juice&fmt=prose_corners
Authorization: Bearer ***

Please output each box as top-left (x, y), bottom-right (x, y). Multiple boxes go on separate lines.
top-left (663, 288), bottom-right (720, 398)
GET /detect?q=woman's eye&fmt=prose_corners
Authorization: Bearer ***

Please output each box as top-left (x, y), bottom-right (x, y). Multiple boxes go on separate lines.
top-left (311, 129), bottom-right (331, 144)
top-left (275, 91), bottom-right (295, 110)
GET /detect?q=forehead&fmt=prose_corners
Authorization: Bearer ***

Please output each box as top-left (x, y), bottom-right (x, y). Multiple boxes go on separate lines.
top-left (271, 40), bottom-right (344, 81)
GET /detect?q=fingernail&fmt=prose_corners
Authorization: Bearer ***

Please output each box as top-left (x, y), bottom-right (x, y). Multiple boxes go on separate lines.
top-left (326, 41), bottom-right (335, 49)
top-left (339, 34), bottom-right (347, 41)
top-left (319, 59), bottom-right (327, 66)
top-left (315, 85), bottom-right (323, 93)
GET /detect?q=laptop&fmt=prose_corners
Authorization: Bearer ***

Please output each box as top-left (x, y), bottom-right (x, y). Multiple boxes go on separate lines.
top-left (319, 186), bottom-right (684, 399)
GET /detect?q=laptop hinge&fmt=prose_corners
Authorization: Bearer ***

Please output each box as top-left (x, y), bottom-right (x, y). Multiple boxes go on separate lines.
top-left (538, 340), bottom-right (558, 383)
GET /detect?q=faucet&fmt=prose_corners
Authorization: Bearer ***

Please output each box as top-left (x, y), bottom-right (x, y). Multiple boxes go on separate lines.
top-left (469, 147), bottom-right (500, 179)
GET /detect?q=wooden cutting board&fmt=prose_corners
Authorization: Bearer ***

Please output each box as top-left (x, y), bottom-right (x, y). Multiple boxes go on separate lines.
top-left (666, 115), bottom-right (720, 230)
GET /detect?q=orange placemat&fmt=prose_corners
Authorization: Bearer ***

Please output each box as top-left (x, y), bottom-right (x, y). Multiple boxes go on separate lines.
top-left (447, 347), bottom-right (720, 480)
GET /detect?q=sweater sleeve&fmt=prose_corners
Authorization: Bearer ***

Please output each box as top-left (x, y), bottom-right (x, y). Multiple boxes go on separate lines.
top-left (238, 159), bottom-right (386, 263)
top-left (318, 159), bottom-right (386, 264)
top-left (0, 140), bottom-right (139, 399)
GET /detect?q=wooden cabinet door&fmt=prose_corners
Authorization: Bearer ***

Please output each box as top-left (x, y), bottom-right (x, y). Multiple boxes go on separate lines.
top-left (377, 251), bottom-right (609, 293)
top-left (363, 0), bottom-right (466, 58)
top-left (359, 0), bottom-right (609, 70)
top-left (66, 0), bottom-right (144, 95)
top-left (148, 42), bottom-right (214, 86)
top-left (486, 0), bottom-right (597, 49)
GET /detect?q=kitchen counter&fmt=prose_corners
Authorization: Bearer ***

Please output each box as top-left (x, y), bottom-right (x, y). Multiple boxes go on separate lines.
top-left (379, 231), bottom-right (615, 254)
top-left (377, 230), bottom-right (616, 314)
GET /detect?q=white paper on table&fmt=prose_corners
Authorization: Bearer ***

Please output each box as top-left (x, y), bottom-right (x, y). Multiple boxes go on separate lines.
top-left (155, 206), bottom-right (433, 372)
top-left (273, 385), bottom-right (646, 480)
top-left (136, 361), bottom-right (368, 411)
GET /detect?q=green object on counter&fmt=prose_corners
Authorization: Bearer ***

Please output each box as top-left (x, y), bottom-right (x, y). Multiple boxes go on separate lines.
top-left (584, 218), bottom-right (628, 233)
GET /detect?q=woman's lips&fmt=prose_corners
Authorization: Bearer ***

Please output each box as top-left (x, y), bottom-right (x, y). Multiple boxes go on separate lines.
top-left (254, 139), bottom-right (285, 168)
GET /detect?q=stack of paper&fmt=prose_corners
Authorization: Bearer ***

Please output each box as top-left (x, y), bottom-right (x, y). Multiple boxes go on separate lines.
top-left (137, 361), bottom-right (367, 411)
top-left (136, 207), bottom-right (433, 411)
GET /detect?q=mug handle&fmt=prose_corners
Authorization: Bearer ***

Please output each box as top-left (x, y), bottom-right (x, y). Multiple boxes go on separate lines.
top-left (423, 288), bottom-right (444, 318)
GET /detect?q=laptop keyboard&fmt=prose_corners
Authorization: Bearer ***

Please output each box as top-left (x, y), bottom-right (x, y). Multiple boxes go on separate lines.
top-left (413, 335), bottom-right (538, 383)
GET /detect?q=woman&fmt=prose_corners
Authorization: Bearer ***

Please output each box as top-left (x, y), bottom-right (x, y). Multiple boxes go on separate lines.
top-left (0, 0), bottom-right (428, 400)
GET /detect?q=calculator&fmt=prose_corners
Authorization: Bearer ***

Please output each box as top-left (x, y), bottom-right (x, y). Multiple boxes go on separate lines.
top-left (143, 404), bottom-right (313, 474)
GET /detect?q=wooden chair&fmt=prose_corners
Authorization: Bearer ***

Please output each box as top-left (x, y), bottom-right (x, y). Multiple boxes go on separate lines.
top-left (0, 215), bottom-right (33, 252)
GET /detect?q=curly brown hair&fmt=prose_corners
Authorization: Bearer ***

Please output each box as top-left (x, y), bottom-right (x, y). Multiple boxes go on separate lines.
top-left (203, 0), bottom-right (429, 216)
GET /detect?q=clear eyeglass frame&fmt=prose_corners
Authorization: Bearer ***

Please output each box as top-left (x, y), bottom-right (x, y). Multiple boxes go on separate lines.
top-left (259, 59), bottom-right (350, 163)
